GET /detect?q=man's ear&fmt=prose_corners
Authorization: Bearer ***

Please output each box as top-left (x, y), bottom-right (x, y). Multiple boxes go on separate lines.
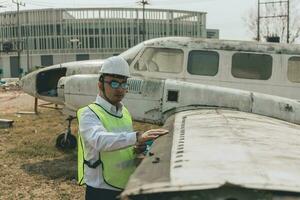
top-left (98, 81), bottom-right (103, 91)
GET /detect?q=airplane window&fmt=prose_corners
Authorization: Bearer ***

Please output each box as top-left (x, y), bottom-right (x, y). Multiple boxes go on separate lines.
top-left (120, 43), bottom-right (144, 65)
top-left (135, 59), bottom-right (147, 71)
top-left (287, 56), bottom-right (300, 83)
top-left (187, 50), bottom-right (219, 76)
top-left (232, 53), bottom-right (272, 80)
top-left (134, 47), bottom-right (183, 73)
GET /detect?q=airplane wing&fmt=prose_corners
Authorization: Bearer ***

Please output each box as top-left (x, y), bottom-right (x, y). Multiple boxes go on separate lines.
top-left (122, 109), bottom-right (300, 199)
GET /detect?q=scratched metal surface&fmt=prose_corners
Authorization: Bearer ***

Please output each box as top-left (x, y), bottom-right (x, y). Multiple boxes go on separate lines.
top-left (122, 109), bottom-right (300, 197)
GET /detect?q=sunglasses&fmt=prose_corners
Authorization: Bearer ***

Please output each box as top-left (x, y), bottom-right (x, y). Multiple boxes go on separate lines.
top-left (104, 80), bottom-right (129, 89)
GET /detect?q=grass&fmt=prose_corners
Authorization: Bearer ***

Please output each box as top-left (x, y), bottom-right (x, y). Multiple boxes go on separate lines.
top-left (0, 104), bottom-right (158, 199)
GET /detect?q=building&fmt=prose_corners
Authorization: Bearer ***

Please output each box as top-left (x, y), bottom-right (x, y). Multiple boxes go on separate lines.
top-left (0, 7), bottom-right (216, 78)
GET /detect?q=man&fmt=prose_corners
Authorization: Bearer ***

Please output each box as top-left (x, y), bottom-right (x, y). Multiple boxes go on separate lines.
top-left (77, 56), bottom-right (168, 200)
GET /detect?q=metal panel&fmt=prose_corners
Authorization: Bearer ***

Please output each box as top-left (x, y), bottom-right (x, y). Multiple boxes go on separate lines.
top-left (122, 109), bottom-right (300, 197)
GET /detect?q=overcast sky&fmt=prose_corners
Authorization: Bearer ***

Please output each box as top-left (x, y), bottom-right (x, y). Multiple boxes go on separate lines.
top-left (0, 0), bottom-right (299, 41)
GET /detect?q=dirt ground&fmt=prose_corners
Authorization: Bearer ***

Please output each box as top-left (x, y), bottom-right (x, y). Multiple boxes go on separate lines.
top-left (0, 89), bottom-right (158, 200)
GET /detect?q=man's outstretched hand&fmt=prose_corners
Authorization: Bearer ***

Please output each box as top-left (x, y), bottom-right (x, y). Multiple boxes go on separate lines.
top-left (136, 128), bottom-right (169, 144)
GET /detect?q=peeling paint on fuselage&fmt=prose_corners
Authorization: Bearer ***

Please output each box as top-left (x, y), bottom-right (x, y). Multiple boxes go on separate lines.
top-left (145, 37), bottom-right (300, 55)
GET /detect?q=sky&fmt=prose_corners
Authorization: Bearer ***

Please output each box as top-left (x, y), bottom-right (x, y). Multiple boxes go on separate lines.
top-left (0, 0), bottom-right (298, 41)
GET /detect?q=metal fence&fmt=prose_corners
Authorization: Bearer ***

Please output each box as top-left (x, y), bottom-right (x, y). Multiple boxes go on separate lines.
top-left (0, 8), bottom-right (206, 54)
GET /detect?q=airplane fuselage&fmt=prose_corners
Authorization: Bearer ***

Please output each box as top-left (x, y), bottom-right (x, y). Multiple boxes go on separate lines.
top-left (21, 37), bottom-right (300, 106)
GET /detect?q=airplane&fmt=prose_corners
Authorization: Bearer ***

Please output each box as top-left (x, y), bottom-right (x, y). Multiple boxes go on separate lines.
top-left (20, 36), bottom-right (300, 149)
top-left (21, 36), bottom-right (300, 104)
top-left (20, 37), bottom-right (300, 198)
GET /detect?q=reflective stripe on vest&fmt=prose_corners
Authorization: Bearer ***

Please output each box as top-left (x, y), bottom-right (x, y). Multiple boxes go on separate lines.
top-left (77, 103), bottom-right (136, 189)
top-left (77, 107), bottom-right (86, 186)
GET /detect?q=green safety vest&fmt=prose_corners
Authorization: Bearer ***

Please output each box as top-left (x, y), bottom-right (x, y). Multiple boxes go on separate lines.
top-left (77, 103), bottom-right (136, 189)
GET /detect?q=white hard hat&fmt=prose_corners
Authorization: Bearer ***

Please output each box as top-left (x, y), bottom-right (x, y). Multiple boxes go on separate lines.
top-left (100, 56), bottom-right (130, 78)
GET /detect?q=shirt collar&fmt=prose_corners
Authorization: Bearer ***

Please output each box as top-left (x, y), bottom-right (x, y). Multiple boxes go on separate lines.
top-left (95, 95), bottom-right (123, 116)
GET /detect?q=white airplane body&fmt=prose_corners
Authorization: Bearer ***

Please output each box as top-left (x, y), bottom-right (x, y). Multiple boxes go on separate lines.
top-left (20, 37), bottom-right (300, 199)
top-left (21, 37), bottom-right (300, 104)
top-left (59, 74), bottom-right (300, 125)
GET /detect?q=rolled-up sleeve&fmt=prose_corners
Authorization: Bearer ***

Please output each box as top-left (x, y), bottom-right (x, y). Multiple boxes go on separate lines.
top-left (79, 108), bottom-right (137, 152)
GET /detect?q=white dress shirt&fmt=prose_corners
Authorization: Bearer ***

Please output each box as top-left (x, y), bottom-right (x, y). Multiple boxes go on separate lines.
top-left (78, 95), bottom-right (137, 190)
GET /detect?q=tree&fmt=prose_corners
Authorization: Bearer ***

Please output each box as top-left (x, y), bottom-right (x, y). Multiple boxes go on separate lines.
top-left (244, 0), bottom-right (300, 43)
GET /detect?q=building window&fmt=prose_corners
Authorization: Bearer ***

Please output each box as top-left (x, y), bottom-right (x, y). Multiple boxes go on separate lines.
top-left (187, 50), bottom-right (219, 76)
top-left (134, 47), bottom-right (183, 73)
top-left (41, 55), bottom-right (53, 67)
top-left (76, 54), bottom-right (90, 61)
top-left (9, 56), bottom-right (20, 78)
top-left (232, 53), bottom-right (272, 80)
top-left (288, 56), bottom-right (300, 83)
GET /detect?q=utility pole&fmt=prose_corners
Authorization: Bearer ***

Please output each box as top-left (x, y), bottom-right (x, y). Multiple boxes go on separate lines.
top-left (0, 5), bottom-right (5, 48)
top-left (257, 0), bottom-right (260, 41)
top-left (12, 0), bottom-right (25, 78)
top-left (287, 0), bottom-right (290, 43)
top-left (138, 0), bottom-right (149, 41)
top-left (257, 0), bottom-right (290, 43)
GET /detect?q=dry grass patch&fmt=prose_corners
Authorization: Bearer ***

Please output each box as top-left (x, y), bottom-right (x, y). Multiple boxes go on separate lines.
top-left (0, 99), bottom-right (159, 199)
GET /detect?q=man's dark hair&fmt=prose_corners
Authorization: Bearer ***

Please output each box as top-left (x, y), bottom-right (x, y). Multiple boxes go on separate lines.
top-left (99, 74), bottom-right (104, 82)
top-left (99, 73), bottom-right (127, 82)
